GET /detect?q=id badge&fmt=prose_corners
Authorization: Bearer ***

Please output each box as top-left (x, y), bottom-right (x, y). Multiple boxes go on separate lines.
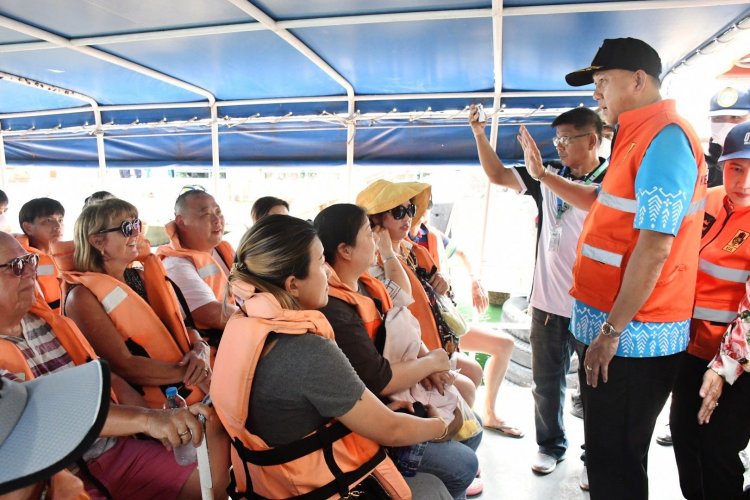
top-left (548, 225), bottom-right (562, 253)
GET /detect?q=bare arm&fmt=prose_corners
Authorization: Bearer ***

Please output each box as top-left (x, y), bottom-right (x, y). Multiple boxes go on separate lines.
top-left (469, 104), bottom-right (522, 191)
top-left (337, 389), bottom-right (446, 446)
top-left (381, 349), bottom-right (450, 396)
top-left (66, 286), bottom-right (188, 387)
top-left (102, 403), bottom-right (214, 448)
top-left (453, 247), bottom-right (489, 314)
top-left (585, 230), bottom-right (674, 387)
top-left (517, 125), bottom-right (598, 210)
top-left (190, 300), bottom-right (238, 330)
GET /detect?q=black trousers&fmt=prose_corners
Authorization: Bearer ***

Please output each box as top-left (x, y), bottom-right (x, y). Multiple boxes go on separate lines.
top-left (671, 352), bottom-right (750, 500)
top-left (576, 340), bottom-right (679, 500)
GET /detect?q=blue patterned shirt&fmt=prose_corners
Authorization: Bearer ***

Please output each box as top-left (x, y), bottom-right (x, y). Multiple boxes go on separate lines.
top-left (571, 124), bottom-right (697, 357)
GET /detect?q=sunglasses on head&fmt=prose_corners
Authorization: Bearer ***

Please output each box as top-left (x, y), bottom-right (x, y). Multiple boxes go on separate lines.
top-left (0, 253), bottom-right (39, 277)
top-left (180, 184), bottom-right (207, 196)
top-left (97, 218), bottom-right (142, 237)
top-left (388, 203), bottom-right (417, 220)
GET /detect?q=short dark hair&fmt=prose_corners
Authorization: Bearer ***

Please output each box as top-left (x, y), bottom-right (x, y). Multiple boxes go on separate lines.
top-left (19, 198), bottom-right (65, 231)
top-left (551, 107), bottom-right (603, 142)
top-left (0, 189), bottom-right (7, 205)
top-left (251, 196), bottom-right (290, 223)
top-left (314, 204), bottom-right (369, 265)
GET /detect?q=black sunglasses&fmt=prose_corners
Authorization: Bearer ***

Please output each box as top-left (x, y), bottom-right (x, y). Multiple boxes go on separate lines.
top-left (389, 204), bottom-right (417, 220)
top-left (97, 218), bottom-right (142, 237)
top-left (0, 253), bottom-right (39, 277)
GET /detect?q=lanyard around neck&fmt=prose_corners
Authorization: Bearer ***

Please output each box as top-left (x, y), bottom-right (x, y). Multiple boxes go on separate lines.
top-left (554, 159), bottom-right (609, 221)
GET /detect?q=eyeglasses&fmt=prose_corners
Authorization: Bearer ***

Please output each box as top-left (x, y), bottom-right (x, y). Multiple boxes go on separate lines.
top-left (0, 253), bottom-right (39, 277)
top-left (553, 133), bottom-right (591, 148)
top-left (180, 184), bottom-right (207, 195)
top-left (97, 218), bottom-right (142, 237)
top-left (389, 204), bottom-right (417, 220)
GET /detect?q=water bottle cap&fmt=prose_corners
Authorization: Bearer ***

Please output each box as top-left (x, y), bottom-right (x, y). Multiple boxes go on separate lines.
top-left (165, 387), bottom-right (178, 397)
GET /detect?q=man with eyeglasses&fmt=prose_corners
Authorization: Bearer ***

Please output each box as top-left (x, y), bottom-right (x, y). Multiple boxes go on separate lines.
top-left (157, 188), bottom-right (238, 344)
top-left (15, 198), bottom-right (65, 314)
top-left (469, 105), bottom-right (606, 485)
top-left (517, 37), bottom-right (707, 499)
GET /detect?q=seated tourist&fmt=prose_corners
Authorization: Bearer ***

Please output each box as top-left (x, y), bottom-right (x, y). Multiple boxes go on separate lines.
top-left (211, 214), bottom-right (451, 499)
top-left (16, 198), bottom-right (65, 313)
top-left (357, 180), bottom-right (521, 437)
top-left (63, 198), bottom-right (210, 409)
top-left (250, 196), bottom-right (289, 224)
top-left (157, 188), bottom-right (238, 338)
top-left (0, 231), bottom-right (229, 499)
top-left (315, 203), bottom-right (481, 499)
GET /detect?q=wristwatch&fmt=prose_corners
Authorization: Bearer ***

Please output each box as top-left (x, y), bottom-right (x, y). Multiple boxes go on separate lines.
top-left (600, 321), bottom-right (622, 338)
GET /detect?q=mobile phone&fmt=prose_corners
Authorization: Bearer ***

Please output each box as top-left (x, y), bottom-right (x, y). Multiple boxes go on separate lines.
top-left (476, 104), bottom-right (487, 123)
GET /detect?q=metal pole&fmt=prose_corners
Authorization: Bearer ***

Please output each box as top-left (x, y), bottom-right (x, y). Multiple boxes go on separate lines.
top-left (210, 104), bottom-right (220, 195)
top-left (478, 0), bottom-right (504, 283)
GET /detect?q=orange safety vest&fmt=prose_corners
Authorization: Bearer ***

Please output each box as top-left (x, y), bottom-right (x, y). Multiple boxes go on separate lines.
top-left (61, 254), bottom-right (204, 408)
top-left (422, 226), bottom-right (448, 273)
top-left (211, 286), bottom-right (411, 499)
top-left (327, 268), bottom-right (393, 342)
top-left (570, 100), bottom-right (707, 322)
top-left (688, 186), bottom-right (750, 360)
top-left (16, 234), bottom-right (63, 314)
top-left (0, 297), bottom-right (99, 382)
top-left (156, 221), bottom-right (236, 309)
top-left (397, 242), bottom-right (444, 351)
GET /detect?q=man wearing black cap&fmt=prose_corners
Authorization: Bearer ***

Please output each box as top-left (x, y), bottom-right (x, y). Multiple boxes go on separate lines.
top-left (518, 37), bottom-right (707, 499)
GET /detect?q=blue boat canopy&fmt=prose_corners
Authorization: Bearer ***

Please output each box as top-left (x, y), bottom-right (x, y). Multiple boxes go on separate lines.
top-left (0, 0), bottom-right (748, 168)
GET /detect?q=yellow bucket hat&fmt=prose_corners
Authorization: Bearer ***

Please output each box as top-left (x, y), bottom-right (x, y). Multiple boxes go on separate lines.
top-left (355, 179), bottom-right (432, 230)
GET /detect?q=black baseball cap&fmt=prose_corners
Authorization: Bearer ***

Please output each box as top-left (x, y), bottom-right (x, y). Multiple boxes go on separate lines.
top-left (719, 121), bottom-right (750, 162)
top-left (565, 37), bottom-right (662, 87)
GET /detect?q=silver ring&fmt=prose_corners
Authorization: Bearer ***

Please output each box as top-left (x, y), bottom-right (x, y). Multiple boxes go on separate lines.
top-left (179, 430), bottom-right (191, 437)
top-left (713, 402), bottom-right (719, 409)
top-left (203, 368), bottom-right (209, 375)
top-left (585, 365), bottom-right (593, 371)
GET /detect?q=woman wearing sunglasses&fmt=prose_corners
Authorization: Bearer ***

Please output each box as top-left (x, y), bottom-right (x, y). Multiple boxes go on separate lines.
top-left (211, 214), bottom-right (451, 499)
top-left (63, 198), bottom-right (210, 409)
top-left (314, 203), bottom-right (480, 499)
top-left (357, 180), bottom-right (522, 439)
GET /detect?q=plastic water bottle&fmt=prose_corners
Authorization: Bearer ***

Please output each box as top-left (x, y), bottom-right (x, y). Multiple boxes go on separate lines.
top-left (163, 386), bottom-right (197, 466)
top-left (393, 442), bottom-right (427, 477)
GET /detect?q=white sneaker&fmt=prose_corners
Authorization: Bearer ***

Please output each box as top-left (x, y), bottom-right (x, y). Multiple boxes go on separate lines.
top-left (531, 453), bottom-right (563, 475)
top-left (579, 466), bottom-right (590, 491)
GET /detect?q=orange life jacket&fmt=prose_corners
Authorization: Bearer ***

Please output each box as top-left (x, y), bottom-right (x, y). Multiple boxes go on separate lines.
top-left (570, 100), bottom-right (707, 322)
top-left (211, 284), bottom-right (411, 499)
top-left (61, 254), bottom-right (203, 408)
top-left (16, 234), bottom-right (63, 313)
top-left (0, 301), bottom-right (105, 500)
top-left (397, 242), bottom-right (444, 351)
top-left (418, 225), bottom-right (447, 273)
top-left (327, 267), bottom-right (393, 342)
top-left (688, 186), bottom-right (750, 360)
top-left (0, 296), bottom-right (99, 382)
top-left (156, 221), bottom-right (236, 315)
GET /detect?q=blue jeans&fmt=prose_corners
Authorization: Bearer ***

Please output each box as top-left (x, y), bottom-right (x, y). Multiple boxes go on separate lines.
top-left (530, 307), bottom-right (577, 460)
top-left (418, 425), bottom-right (482, 500)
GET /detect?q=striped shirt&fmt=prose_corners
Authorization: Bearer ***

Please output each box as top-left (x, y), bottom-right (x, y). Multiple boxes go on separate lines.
top-left (1, 313), bottom-right (74, 380)
top-left (0, 313), bottom-right (118, 461)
